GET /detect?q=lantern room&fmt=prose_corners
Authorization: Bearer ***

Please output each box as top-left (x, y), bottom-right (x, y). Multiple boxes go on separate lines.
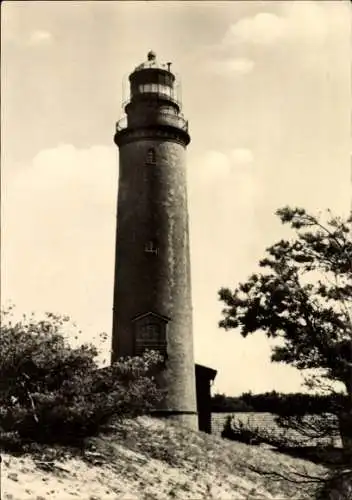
top-left (116, 51), bottom-right (188, 137)
top-left (126, 51), bottom-right (182, 112)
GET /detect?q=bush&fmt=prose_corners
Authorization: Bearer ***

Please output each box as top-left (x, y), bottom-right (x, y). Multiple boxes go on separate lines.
top-left (221, 415), bottom-right (303, 449)
top-left (221, 416), bottom-right (263, 445)
top-left (0, 307), bottom-right (163, 446)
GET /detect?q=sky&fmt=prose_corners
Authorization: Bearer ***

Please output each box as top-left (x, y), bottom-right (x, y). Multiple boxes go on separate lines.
top-left (2, 1), bottom-right (351, 396)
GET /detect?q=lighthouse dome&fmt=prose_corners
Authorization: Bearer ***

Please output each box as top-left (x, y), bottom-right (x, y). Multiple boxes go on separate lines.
top-left (134, 51), bottom-right (169, 71)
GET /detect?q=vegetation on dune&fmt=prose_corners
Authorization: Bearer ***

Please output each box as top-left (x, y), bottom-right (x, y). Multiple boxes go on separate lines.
top-left (2, 416), bottom-right (329, 499)
top-left (0, 306), bottom-right (163, 448)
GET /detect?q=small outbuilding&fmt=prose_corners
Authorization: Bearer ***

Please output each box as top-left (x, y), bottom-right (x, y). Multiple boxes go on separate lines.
top-left (195, 364), bottom-right (217, 434)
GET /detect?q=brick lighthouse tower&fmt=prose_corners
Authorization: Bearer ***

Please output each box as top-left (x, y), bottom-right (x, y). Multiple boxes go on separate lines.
top-left (112, 51), bottom-right (198, 429)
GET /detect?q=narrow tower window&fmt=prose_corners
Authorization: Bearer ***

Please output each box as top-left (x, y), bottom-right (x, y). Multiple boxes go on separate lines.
top-left (145, 239), bottom-right (158, 255)
top-left (146, 148), bottom-right (156, 165)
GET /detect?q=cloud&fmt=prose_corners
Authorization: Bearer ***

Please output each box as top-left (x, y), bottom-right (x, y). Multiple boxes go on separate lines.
top-left (2, 144), bottom-right (117, 354)
top-left (188, 149), bottom-right (258, 221)
top-left (189, 148), bottom-right (254, 185)
top-left (222, 2), bottom-right (331, 47)
top-left (28, 30), bottom-right (53, 45)
top-left (224, 12), bottom-right (285, 46)
top-left (206, 57), bottom-right (254, 75)
top-left (7, 144), bottom-right (117, 204)
top-left (230, 148), bottom-right (254, 165)
top-left (193, 150), bottom-right (233, 184)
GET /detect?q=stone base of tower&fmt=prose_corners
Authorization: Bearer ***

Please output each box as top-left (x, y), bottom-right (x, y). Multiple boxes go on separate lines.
top-left (150, 409), bottom-right (199, 431)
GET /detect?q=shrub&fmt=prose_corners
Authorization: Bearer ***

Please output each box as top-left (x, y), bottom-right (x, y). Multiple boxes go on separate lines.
top-left (221, 416), bottom-right (263, 445)
top-left (0, 307), bottom-right (163, 446)
top-left (221, 415), bottom-right (301, 448)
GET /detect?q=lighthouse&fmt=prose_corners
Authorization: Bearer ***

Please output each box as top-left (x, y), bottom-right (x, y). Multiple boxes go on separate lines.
top-left (112, 51), bottom-right (198, 429)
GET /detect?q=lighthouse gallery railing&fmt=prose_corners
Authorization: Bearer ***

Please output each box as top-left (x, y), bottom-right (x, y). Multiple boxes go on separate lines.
top-left (116, 109), bottom-right (188, 133)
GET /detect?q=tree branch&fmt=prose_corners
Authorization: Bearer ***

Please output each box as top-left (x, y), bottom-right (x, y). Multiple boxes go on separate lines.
top-left (20, 373), bottom-right (39, 424)
top-left (246, 463), bottom-right (326, 485)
